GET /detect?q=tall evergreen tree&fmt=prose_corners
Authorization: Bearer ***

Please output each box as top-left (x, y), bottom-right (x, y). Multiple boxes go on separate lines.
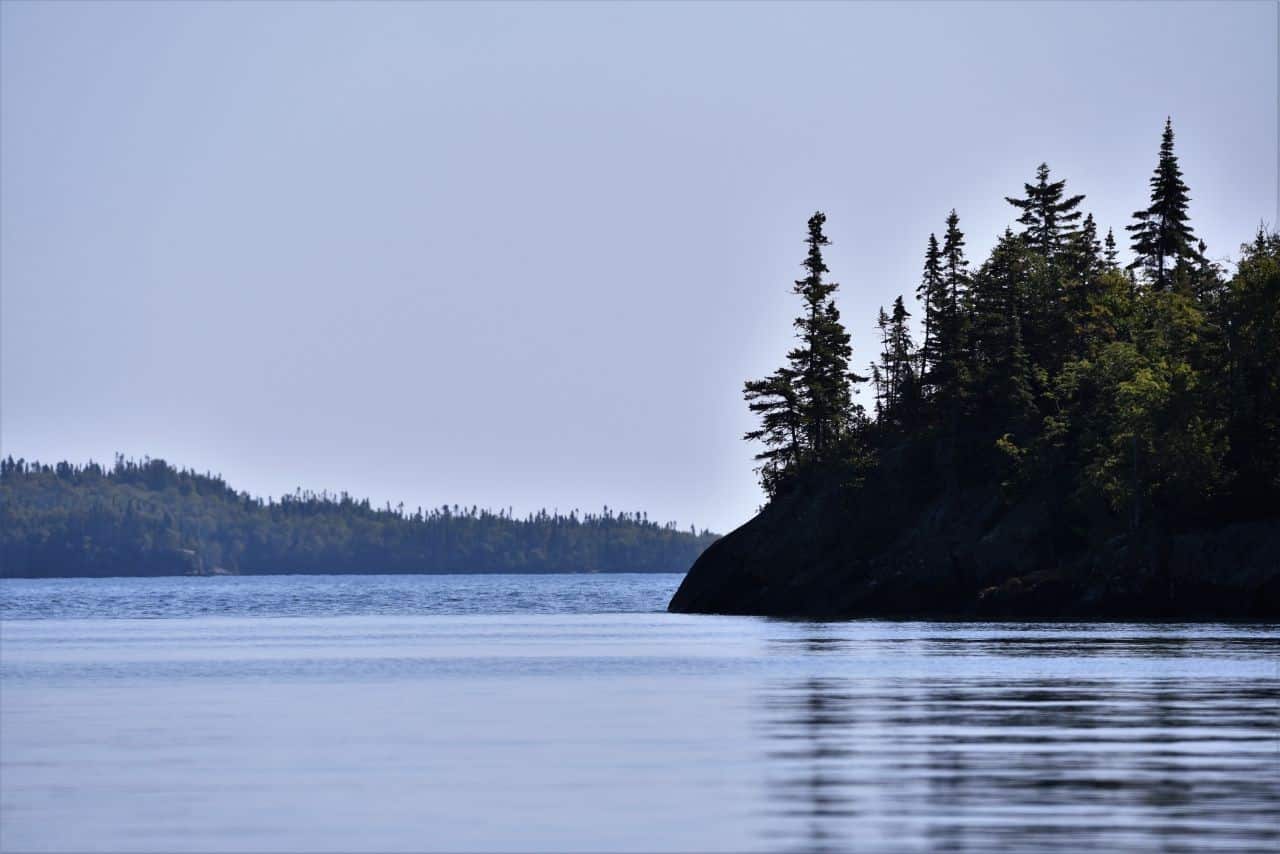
top-left (1072, 213), bottom-right (1103, 279)
top-left (743, 368), bottom-right (802, 496)
top-left (1061, 212), bottom-right (1106, 357)
top-left (887, 295), bottom-right (917, 426)
top-left (873, 297), bottom-right (917, 426)
top-left (968, 229), bottom-right (1035, 431)
top-left (1103, 227), bottom-right (1120, 272)
top-left (1127, 118), bottom-right (1203, 290)
top-left (744, 212), bottom-right (860, 494)
top-left (873, 306), bottom-right (892, 418)
top-left (1005, 163), bottom-right (1086, 259)
top-left (923, 210), bottom-right (972, 436)
top-left (916, 233), bottom-right (946, 394)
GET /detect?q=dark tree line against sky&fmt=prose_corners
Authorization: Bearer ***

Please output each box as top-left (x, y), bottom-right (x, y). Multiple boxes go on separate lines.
top-left (0, 456), bottom-right (717, 577)
top-left (746, 120), bottom-right (1280, 534)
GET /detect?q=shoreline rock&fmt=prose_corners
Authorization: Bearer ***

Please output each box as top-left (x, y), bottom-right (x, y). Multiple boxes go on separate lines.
top-left (668, 473), bottom-right (1280, 621)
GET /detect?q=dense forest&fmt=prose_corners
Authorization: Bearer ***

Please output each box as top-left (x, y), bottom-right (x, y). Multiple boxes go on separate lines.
top-left (0, 456), bottom-right (717, 577)
top-left (747, 119), bottom-right (1276, 529)
top-left (672, 120), bottom-right (1280, 618)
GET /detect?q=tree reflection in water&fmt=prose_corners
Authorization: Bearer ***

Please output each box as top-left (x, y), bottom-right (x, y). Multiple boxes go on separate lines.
top-left (755, 625), bottom-right (1280, 852)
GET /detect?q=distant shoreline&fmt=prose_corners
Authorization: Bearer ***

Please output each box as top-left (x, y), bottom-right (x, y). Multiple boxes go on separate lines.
top-left (1, 456), bottom-right (717, 579)
top-left (1, 569), bottom-right (690, 580)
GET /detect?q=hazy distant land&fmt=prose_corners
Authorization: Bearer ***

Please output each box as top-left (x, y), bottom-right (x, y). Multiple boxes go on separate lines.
top-left (0, 456), bottom-right (717, 578)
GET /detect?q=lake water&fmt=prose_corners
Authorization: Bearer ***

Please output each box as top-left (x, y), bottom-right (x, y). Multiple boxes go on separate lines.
top-left (2, 574), bottom-right (1278, 852)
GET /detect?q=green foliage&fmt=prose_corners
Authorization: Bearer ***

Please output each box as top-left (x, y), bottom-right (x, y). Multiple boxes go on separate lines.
top-left (1128, 118), bottom-right (1203, 290)
top-left (0, 456), bottom-right (718, 577)
top-left (1222, 228), bottom-right (1280, 504)
top-left (744, 212), bottom-right (867, 496)
top-left (743, 119), bottom-right (1278, 546)
top-left (1005, 162), bottom-right (1086, 259)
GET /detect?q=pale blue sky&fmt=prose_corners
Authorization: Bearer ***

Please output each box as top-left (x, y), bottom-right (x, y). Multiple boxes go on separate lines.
top-left (2, 1), bottom-right (1275, 533)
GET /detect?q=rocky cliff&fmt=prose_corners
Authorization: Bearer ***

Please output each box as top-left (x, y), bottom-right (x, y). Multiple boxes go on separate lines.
top-left (668, 461), bottom-right (1280, 620)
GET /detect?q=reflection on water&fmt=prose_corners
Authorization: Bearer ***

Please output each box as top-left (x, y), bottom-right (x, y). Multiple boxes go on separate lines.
top-left (2, 576), bottom-right (1278, 853)
top-left (758, 627), bottom-right (1280, 853)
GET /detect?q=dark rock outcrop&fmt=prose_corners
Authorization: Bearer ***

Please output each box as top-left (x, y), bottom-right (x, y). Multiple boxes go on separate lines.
top-left (668, 466), bottom-right (1280, 620)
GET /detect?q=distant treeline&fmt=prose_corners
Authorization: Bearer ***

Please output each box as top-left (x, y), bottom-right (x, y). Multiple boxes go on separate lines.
top-left (0, 456), bottom-right (718, 577)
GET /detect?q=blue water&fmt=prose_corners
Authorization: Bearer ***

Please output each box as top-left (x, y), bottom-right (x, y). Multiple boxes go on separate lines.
top-left (0, 573), bottom-right (674, 620)
top-left (2, 574), bottom-right (1278, 852)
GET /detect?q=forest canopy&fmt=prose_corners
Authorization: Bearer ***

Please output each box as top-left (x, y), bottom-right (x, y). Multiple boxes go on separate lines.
top-left (745, 119), bottom-right (1280, 538)
top-left (0, 455), bottom-right (717, 577)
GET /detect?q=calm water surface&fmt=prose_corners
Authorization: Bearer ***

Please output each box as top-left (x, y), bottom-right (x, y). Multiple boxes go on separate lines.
top-left (2, 574), bottom-right (1277, 852)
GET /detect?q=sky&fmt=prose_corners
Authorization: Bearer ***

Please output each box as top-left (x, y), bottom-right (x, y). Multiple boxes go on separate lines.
top-left (2, 1), bottom-right (1276, 535)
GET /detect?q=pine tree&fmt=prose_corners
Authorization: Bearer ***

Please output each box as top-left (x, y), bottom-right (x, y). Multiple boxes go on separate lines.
top-left (938, 209), bottom-right (970, 385)
top-left (873, 297), bottom-right (917, 426)
top-left (1104, 227), bottom-right (1120, 272)
top-left (743, 368), bottom-right (802, 496)
top-left (1006, 166), bottom-right (1084, 372)
top-left (968, 231), bottom-right (1036, 432)
top-left (1062, 212), bottom-right (1106, 357)
top-left (887, 295), bottom-right (916, 425)
top-left (873, 306), bottom-right (892, 418)
top-left (1072, 213), bottom-right (1103, 279)
top-left (916, 233), bottom-right (946, 394)
top-left (1127, 118), bottom-right (1203, 290)
top-left (744, 212), bottom-right (860, 495)
top-left (1005, 163), bottom-right (1086, 259)
top-left (921, 210), bottom-right (972, 434)
top-left (788, 213), bottom-right (854, 456)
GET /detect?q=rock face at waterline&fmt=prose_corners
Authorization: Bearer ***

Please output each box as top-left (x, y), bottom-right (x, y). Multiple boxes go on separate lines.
top-left (668, 467), bottom-right (1280, 620)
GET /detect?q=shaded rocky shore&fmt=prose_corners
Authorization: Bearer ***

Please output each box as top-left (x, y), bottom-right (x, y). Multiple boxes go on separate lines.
top-left (668, 470), bottom-right (1280, 620)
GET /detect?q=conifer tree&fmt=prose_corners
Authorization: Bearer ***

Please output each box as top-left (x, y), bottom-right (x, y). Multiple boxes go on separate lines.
top-left (743, 368), bottom-right (802, 495)
top-left (1104, 227), bottom-right (1120, 272)
top-left (1005, 165), bottom-right (1084, 372)
top-left (873, 297), bottom-right (917, 426)
top-left (968, 230), bottom-right (1036, 430)
top-left (744, 212), bottom-right (860, 494)
top-left (1073, 213), bottom-right (1103, 279)
top-left (942, 209), bottom-right (968, 311)
top-left (938, 209), bottom-right (970, 381)
top-left (922, 210), bottom-right (972, 434)
top-left (887, 295), bottom-right (916, 425)
top-left (873, 306), bottom-right (892, 418)
top-left (1127, 118), bottom-right (1203, 290)
top-left (1060, 212), bottom-right (1106, 357)
top-left (789, 214), bottom-right (855, 456)
top-left (916, 233), bottom-right (946, 393)
top-left (1005, 163), bottom-right (1086, 259)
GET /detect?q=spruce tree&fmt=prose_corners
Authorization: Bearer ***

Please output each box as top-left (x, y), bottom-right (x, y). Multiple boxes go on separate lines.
top-left (1072, 213), bottom-right (1103, 280)
top-left (1127, 118), bottom-right (1203, 290)
top-left (744, 212), bottom-right (860, 494)
top-left (916, 233), bottom-right (946, 394)
top-left (1005, 163), bottom-right (1086, 259)
top-left (1104, 227), bottom-right (1120, 272)
top-left (1061, 212), bottom-right (1106, 357)
top-left (873, 297), bottom-right (916, 426)
top-left (1006, 165), bottom-right (1084, 372)
top-left (926, 210), bottom-right (971, 430)
top-left (968, 229), bottom-right (1035, 431)
top-left (888, 295), bottom-right (916, 426)
top-left (942, 209), bottom-right (968, 311)
top-left (873, 306), bottom-right (892, 418)
top-left (743, 368), bottom-right (802, 496)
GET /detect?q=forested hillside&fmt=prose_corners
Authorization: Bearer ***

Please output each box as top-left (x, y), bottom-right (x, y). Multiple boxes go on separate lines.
top-left (1, 456), bottom-right (717, 577)
top-left (672, 120), bottom-right (1280, 618)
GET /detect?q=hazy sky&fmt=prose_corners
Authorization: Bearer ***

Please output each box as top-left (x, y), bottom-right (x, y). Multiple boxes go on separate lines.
top-left (2, 1), bottom-right (1275, 534)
